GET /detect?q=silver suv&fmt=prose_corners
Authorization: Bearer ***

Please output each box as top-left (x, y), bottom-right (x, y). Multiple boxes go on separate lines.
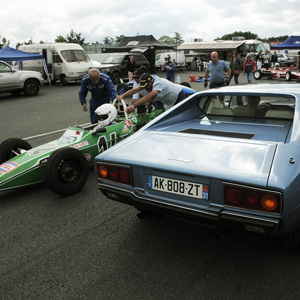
top-left (0, 60), bottom-right (44, 96)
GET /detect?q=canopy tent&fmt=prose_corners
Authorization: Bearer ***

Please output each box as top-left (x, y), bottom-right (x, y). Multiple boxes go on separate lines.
top-left (271, 36), bottom-right (300, 50)
top-left (102, 35), bottom-right (175, 72)
top-left (0, 46), bottom-right (50, 84)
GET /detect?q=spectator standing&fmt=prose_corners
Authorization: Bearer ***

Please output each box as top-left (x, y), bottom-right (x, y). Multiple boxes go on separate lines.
top-left (263, 50), bottom-right (270, 69)
top-left (79, 69), bottom-right (117, 124)
top-left (197, 57), bottom-right (203, 71)
top-left (255, 50), bottom-right (263, 70)
top-left (127, 56), bottom-right (136, 82)
top-left (243, 55), bottom-right (256, 84)
top-left (297, 51), bottom-right (300, 71)
top-left (162, 54), bottom-right (176, 82)
top-left (204, 51), bottom-right (231, 89)
top-left (270, 51), bottom-right (278, 68)
top-left (228, 50), bottom-right (243, 84)
top-left (117, 74), bottom-right (185, 114)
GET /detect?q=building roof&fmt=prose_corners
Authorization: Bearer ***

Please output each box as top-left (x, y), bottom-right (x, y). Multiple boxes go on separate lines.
top-left (177, 40), bottom-right (246, 52)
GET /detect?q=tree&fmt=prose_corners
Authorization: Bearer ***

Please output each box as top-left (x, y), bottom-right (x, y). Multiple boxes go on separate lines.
top-left (103, 37), bottom-right (115, 45)
top-left (0, 35), bottom-right (10, 48)
top-left (173, 32), bottom-right (184, 45)
top-left (66, 29), bottom-right (85, 45)
top-left (115, 35), bottom-right (125, 43)
top-left (158, 35), bottom-right (174, 44)
top-left (262, 35), bottom-right (289, 43)
top-left (55, 30), bottom-right (85, 45)
top-left (215, 31), bottom-right (259, 41)
top-left (16, 39), bottom-right (34, 48)
top-left (55, 35), bottom-right (67, 43)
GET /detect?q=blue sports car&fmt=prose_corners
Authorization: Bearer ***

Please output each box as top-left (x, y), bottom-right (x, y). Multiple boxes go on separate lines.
top-left (95, 83), bottom-right (300, 250)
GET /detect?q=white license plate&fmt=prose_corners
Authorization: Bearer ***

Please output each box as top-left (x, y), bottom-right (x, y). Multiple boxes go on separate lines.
top-left (147, 175), bottom-right (209, 200)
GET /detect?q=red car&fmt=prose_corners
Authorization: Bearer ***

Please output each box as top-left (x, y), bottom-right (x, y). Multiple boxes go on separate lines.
top-left (254, 67), bottom-right (300, 81)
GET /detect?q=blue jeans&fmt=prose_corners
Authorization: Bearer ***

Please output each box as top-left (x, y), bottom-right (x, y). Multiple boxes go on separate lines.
top-left (246, 72), bottom-right (253, 84)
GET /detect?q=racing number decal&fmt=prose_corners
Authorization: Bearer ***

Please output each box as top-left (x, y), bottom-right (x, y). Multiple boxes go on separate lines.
top-left (97, 132), bottom-right (117, 152)
top-left (110, 132), bottom-right (117, 147)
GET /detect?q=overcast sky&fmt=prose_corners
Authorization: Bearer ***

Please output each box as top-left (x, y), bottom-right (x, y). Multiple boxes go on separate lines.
top-left (2, 0), bottom-right (300, 48)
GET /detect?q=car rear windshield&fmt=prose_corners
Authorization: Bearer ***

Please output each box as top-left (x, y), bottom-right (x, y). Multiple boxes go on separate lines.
top-left (202, 94), bottom-right (295, 120)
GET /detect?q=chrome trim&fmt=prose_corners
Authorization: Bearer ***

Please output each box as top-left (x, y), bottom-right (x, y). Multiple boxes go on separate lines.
top-left (98, 183), bottom-right (280, 229)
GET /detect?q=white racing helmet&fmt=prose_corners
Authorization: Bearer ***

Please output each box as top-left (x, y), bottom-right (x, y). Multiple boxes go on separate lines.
top-left (94, 104), bottom-right (117, 128)
top-left (275, 63), bottom-right (280, 68)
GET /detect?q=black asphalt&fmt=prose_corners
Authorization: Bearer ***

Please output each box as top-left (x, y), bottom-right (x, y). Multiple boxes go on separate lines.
top-left (0, 71), bottom-right (300, 300)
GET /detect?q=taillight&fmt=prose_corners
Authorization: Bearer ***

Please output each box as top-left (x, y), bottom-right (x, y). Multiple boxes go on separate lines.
top-left (224, 183), bottom-right (281, 214)
top-left (97, 163), bottom-right (132, 186)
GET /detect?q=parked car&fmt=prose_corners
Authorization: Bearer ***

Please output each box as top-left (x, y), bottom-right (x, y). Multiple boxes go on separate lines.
top-left (95, 83), bottom-right (300, 250)
top-left (94, 52), bottom-right (150, 84)
top-left (286, 54), bottom-right (295, 66)
top-left (276, 53), bottom-right (295, 66)
top-left (0, 60), bottom-right (44, 96)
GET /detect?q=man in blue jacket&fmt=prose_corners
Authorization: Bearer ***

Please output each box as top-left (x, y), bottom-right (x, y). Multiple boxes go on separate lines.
top-left (79, 69), bottom-right (117, 124)
top-left (162, 54), bottom-right (176, 82)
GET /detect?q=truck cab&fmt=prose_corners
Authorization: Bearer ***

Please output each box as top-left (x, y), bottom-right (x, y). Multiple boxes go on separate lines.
top-left (18, 43), bottom-right (94, 85)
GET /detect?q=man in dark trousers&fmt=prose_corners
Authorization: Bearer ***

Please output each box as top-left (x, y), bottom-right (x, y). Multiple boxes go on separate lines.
top-left (79, 69), bottom-right (117, 124)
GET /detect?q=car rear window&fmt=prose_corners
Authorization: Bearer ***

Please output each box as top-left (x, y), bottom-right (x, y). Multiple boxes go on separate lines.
top-left (203, 94), bottom-right (295, 120)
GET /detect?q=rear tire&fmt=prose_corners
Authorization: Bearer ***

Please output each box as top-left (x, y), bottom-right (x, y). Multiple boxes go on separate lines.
top-left (285, 71), bottom-right (292, 81)
top-left (0, 138), bottom-right (32, 164)
top-left (44, 147), bottom-right (89, 196)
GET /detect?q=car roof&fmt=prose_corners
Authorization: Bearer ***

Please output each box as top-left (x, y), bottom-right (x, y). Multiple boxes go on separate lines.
top-left (201, 83), bottom-right (300, 96)
top-left (104, 52), bottom-right (143, 56)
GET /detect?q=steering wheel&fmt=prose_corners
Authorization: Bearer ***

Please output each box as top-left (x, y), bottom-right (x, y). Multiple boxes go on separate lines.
top-left (113, 99), bottom-right (132, 120)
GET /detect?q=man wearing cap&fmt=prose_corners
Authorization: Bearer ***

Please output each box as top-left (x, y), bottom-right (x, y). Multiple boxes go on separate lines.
top-left (162, 54), bottom-right (176, 82)
top-left (116, 74), bottom-right (185, 114)
top-left (130, 68), bottom-right (145, 105)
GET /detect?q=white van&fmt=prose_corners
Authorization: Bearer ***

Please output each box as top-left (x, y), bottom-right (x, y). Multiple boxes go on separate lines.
top-left (155, 51), bottom-right (186, 70)
top-left (18, 43), bottom-right (94, 84)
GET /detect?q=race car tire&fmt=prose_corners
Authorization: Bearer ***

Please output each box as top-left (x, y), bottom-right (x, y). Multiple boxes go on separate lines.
top-left (285, 71), bottom-right (292, 81)
top-left (0, 138), bottom-right (32, 164)
top-left (253, 70), bottom-right (262, 80)
top-left (44, 147), bottom-right (89, 196)
top-left (111, 72), bottom-right (120, 84)
top-left (23, 80), bottom-right (40, 96)
top-left (180, 82), bottom-right (191, 88)
top-left (117, 83), bottom-right (129, 95)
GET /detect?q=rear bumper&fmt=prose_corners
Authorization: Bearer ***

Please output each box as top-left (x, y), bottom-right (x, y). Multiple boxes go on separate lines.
top-left (98, 183), bottom-right (280, 234)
